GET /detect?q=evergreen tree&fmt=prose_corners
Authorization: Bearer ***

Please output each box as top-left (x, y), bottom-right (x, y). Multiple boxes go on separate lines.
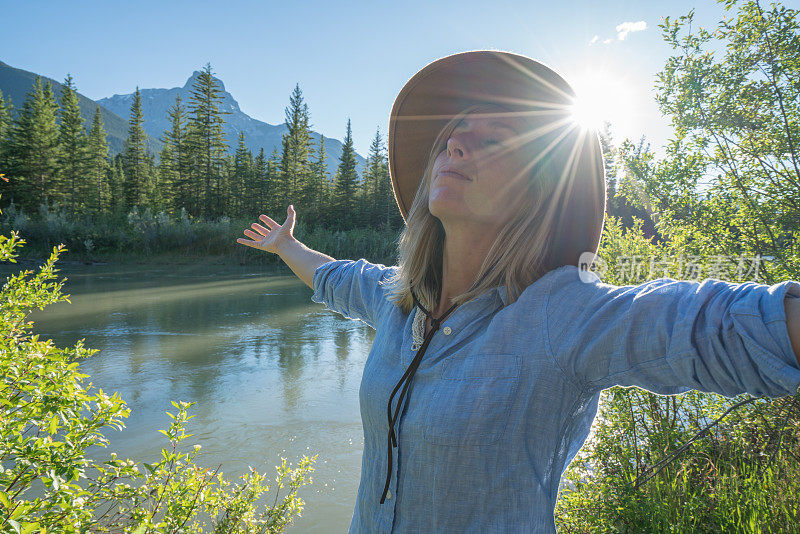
top-left (599, 121), bottom-right (617, 208)
top-left (252, 147), bottom-right (267, 215)
top-left (333, 118), bottom-right (358, 228)
top-left (57, 74), bottom-right (89, 217)
top-left (144, 151), bottom-right (160, 211)
top-left (362, 127), bottom-right (390, 228)
top-left (266, 148), bottom-right (280, 216)
top-left (308, 134), bottom-right (329, 225)
top-left (109, 154), bottom-right (125, 213)
top-left (219, 153), bottom-right (234, 217)
top-left (0, 90), bottom-right (13, 187)
top-left (161, 94), bottom-right (190, 213)
top-left (121, 87), bottom-right (149, 210)
top-left (158, 142), bottom-right (175, 211)
top-left (232, 130), bottom-right (252, 217)
top-left (87, 106), bottom-right (110, 214)
top-left (278, 84), bottom-right (313, 211)
top-left (5, 77), bottom-right (61, 212)
top-left (186, 63), bottom-right (229, 218)
top-left (599, 123), bottom-right (657, 238)
top-left (0, 89), bottom-right (11, 149)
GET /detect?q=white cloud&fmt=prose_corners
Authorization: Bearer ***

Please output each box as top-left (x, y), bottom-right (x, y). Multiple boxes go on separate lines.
top-left (616, 20), bottom-right (647, 41)
top-left (603, 38), bottom-right (613, 44)
top-left (589, 35), bottom-right (599, 45)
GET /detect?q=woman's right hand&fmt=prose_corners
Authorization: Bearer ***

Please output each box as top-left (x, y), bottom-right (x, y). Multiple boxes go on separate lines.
top-left (236, 205), bottom-right (296, 255)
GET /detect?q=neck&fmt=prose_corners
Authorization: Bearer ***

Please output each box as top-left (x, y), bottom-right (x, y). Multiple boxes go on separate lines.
top-left (433, 219), bottom-right (499, 317)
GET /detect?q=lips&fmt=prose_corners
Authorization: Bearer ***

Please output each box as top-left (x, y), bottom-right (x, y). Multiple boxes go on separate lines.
top-left (437, 167), bottom-right (471, 181)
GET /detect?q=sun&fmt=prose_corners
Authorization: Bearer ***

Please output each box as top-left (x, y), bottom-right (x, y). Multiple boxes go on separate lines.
top-left (568, 70), bottom-right (638, 135)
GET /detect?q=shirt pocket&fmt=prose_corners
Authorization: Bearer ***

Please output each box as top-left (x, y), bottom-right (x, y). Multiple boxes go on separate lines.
top-left (422, 353), bottom-right (522, 447)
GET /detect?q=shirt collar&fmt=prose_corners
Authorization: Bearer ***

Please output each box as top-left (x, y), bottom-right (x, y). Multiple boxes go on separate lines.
top-left (496, 285), bottom-right (508, 307)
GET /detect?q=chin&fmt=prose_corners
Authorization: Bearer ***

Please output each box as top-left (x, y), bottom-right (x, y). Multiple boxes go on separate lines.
top-left (428, 199), bottom-right (463, 222)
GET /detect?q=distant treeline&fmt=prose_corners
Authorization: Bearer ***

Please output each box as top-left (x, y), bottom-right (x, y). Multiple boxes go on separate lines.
top-left (0, 63), bottom-right (404, 232)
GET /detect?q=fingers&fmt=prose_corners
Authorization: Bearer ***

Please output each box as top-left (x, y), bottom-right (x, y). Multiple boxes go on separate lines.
top-left (236, 237), bottom-right (261, 249)
top-left (259, 214), bottom-right (279, 228)
top-left (286, 205), bottom-right (296, 232)
top-left (250, 222), bottom-right (270, 235)
top-left (243, 229), bottom-right (264, 241)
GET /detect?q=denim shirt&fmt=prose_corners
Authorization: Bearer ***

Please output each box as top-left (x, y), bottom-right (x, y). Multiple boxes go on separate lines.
top-left (311, 259), bottom-right (800, 533)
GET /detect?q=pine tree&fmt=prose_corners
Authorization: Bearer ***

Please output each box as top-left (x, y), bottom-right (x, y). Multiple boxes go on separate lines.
top-left (158, 142), bottom-right (174, 211)
top-left (144, 151), bottom-right (160, 211)
top-left (122, 87), bottom-right (149, 210)
top-left (109, 154), bottom-right (125, 213)
top-left (0, 90), bottom-right (13, 191)
top-left (309, 134), bottom-right (330, 225)
top-left (0, 89), bottom-right (12, 148)
top-left (333, 118), bottom-right (358, 228)
top-left (161, 94), bottom-right (190, 213)
top-left (231, 130), bottom-right (252, 217)
top-left (5, 77), bottom-right (61, 213)
top-left (186, 63), bottom-right (229, 218)
top-left (252, 147), bottom-right (267, 215)
top-left (278, 84), bottom-right (313, 211)
top-left (57, 74), bottom-right (89, 217)
top-left (87, 106), bottom-right (110, 214)
top-left (361, 127), bottom-right (391, 228)
top-left (265, 148), bottom-right (280, 216)
top-left (600, 121), bottom-right (617, 203)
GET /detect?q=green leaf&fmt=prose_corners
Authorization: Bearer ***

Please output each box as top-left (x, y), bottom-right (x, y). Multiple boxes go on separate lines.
top-left (0, 490), bottom-right (10, 507)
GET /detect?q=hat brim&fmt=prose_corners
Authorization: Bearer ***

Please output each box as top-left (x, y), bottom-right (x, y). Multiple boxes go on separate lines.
top-left (388, 50), bottom-right (606, 266)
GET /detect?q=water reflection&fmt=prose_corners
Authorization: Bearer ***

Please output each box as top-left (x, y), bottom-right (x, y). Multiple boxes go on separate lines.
top-left (1, 262), bottom-right (375, 533)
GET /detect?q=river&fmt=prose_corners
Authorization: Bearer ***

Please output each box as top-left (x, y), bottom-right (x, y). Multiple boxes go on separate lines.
top-left (3, 260), bottom-right (372, 533)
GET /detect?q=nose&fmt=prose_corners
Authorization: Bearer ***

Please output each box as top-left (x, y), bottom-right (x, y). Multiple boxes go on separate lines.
top-left (446, 133), bottom-right (468, 159)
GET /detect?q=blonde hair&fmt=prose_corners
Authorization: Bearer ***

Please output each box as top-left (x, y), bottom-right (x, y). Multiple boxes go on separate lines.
top-left (384, 105), bottom-right (582, 315)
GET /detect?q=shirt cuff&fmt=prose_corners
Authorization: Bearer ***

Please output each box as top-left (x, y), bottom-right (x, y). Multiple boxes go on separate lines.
top-left (310, 259), bottom-right (342, 305)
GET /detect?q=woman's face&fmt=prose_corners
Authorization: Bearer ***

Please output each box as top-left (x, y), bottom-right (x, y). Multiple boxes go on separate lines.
top-left (428, 107), bottom-right (532, 231)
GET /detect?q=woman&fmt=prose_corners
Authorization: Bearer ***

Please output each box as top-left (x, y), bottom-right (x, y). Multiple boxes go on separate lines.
top-left (237, 51), bottom-right (800, 533)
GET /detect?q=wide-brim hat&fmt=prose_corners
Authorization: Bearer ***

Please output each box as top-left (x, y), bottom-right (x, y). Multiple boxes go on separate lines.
top-left (388, 50), bottom-right (606, 269)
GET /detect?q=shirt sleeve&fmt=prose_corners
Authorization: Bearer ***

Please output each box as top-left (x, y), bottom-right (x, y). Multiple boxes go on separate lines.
top-left (545, 266), bottom-right (800, 398)
top-left (310, 258), bottom-right (398, 329)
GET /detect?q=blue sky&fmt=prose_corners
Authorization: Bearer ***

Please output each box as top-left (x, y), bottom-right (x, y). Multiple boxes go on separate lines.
top-left (5, 0), bottom-right (789, 157)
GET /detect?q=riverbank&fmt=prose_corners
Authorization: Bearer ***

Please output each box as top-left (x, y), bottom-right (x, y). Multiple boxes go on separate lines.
top-left (1, 206), bottom-right (402, 268)
top-left (4, 251), bottom-right (282, 268)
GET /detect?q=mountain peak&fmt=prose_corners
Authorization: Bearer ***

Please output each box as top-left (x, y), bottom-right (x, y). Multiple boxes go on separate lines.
top-left (183, 70), bottom-right (226, 92)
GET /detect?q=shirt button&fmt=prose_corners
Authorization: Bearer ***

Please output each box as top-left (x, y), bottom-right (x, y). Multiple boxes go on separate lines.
top-left (443, 326), bottom-right (452, 335)
top-left (387, 490), bottom-right (392, 499)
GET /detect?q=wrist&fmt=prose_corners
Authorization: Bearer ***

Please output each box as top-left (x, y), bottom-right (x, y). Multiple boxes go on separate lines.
top-left (275, 234), bottom-right (299, 256)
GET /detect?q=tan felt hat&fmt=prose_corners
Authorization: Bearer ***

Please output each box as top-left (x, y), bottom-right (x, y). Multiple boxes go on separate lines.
top-left (388, 50), bottom-right (606, 268)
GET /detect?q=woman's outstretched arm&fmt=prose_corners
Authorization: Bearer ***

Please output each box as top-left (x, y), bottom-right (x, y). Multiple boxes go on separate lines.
top-left (545, 269), bottom-right (800, 398)
top-left (236, 205), bottom-right (334, 289)
top-left (786, 295), bottom-right (800, 367)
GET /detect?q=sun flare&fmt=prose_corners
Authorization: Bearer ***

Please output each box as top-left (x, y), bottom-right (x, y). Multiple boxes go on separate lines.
top-left (568, 70), bottom-right (638, 134)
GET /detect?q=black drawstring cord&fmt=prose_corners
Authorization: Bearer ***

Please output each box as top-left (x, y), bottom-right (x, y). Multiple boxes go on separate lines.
top-left (380, 289), bottom-right (458, 504)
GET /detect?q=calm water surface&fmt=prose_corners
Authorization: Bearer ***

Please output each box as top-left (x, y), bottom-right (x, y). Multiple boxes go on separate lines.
top-left (3, 261), bottom-right (373, 533)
